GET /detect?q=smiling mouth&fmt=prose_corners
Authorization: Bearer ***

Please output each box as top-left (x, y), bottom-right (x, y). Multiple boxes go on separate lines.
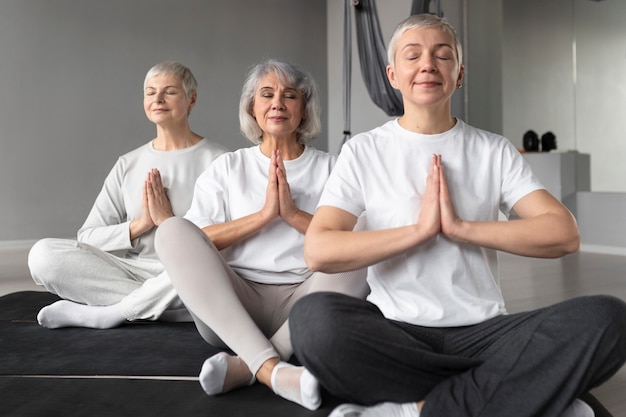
top-left (417, 81), bottom-right (441, 87)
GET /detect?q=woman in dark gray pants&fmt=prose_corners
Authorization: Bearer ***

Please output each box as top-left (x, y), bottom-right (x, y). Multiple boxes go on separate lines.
top-left (290, 13), bottom-right (626, 417)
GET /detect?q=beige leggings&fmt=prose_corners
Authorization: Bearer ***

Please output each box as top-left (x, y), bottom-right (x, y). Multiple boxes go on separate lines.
top-left (155, 217), bottom-right (369, 375)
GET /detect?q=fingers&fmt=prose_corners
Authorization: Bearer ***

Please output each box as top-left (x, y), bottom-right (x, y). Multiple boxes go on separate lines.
top-left (268, 150), bottom-right (278, 184)
top-left (145, 168), bottom-right (173, 226)
top-left (436, 156), bottom-right (462, 240)
top-left (276, 157), bottom-right (297, 218)
top-left (131, 178), bottom-right (156, 239)
top-left (147, 169), bottom-right (168, 199)
top-left (416, 155), bottom-right (442, 239)
top-left (142, 179), bottom-right (150, 207)
top-left (150, 168), bottom-right (164, 190)
top-left (261, 151), bottom-right (280, 221)
top-left (275, 150), bottom-right (290, 188)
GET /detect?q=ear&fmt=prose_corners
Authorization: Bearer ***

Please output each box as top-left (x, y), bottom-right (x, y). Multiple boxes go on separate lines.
top-left (188, 91), bottom-right (198, 112)
top-left (456, 65), bottom-right (465, 88)
top-left (386, 64), bottom-right (399, 89)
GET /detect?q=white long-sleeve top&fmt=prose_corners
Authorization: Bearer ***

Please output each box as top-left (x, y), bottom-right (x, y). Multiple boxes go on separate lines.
top-left (78, 138), bottom-right (227, 262)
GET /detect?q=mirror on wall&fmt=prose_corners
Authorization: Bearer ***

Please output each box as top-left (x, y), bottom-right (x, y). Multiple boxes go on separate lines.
top-left (502, 0), bottom-right (626, 193)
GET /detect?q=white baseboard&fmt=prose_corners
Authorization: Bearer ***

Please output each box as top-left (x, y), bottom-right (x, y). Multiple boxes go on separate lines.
top-left (579, 243), bottom-right (626, 257)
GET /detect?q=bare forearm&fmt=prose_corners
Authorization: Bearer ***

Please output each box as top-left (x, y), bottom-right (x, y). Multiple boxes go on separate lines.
top-left (305, 224), bottom-right (431, 273)
top-left (129, 218), bottom-right (154, 241)
top-left (203, 212), bottom-right (272, 250)
top-left (453, 213), bottom-right (580, 258)
top-left (283, 209), bottom-right (313, 235)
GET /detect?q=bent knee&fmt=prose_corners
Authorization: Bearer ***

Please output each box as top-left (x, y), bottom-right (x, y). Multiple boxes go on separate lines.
top-left (155, 216), bottom-right (187, 240)
top-left (580, 295), bottom-right (626, 327)
top-left (572, 296), bottom-right (626, 350)
top-left (291, 292), bottom-right (342, 328)
top-left (290, 292), bottom-right (355, 351)
top-left (28, 238), bottom-right (68, 285)
top-left (155, 217), bottom-right (199, 252)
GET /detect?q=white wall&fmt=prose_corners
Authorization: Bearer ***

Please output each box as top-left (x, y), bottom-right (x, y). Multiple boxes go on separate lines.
top-left (0, 0), bottom-right (327, 241)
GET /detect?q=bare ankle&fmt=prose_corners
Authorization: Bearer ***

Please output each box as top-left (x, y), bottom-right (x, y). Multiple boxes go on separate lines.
top-left (255, 357), bottom-right (280, 388)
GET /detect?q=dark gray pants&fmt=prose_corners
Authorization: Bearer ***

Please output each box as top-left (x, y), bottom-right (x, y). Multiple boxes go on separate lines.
top-left (290, 293), bottom-right (626, 417)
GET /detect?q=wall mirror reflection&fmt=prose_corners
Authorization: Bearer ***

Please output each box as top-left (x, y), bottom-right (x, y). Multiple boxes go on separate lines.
top-left (502, 0), bottom-right (626, 193)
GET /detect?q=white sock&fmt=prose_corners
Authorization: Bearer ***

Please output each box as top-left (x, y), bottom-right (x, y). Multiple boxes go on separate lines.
top-left (270, 362), bottom-right (321, 410)
top-left (37, 300), bottom-right (126, 329)
top-left (329, 402), bottom-right (420, 417)
top-left (199, 352), bottom-right (254, 395)
top-left (560, 399), bottom-right (595, 417)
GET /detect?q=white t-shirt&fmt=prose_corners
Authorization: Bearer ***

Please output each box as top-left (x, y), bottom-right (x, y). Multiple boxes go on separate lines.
top-left (185, 145), bottom-right (337, 284)
top-left (319, 119), bottom-right (544, 327)
top-left (78, 138), bottom-right (228, 262)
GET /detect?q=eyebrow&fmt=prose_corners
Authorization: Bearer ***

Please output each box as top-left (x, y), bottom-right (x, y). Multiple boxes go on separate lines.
top-left (258, 86), bottom-right (298, 93)
top-left (401, 42), bottom-right (454, 51)
top-left (144, 85), bottom-right (181, 90)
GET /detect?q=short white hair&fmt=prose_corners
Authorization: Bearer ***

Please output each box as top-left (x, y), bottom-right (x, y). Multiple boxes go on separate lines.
top-left (387, 14), bottom-right (463, 69)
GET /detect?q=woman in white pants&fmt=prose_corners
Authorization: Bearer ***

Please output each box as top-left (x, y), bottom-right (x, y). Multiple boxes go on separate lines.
top-left (155, 60), bottom-right (368, 411)
top-left (28, 61), bottom-right (227, 329)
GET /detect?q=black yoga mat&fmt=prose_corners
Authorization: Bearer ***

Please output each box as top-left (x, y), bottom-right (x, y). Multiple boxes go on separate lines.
top-left (0, 376), bottom-right (342, 417)
top-left (0, 291), bottom-right (613, 417)
top-left (0, 291), bottom-right (214, 376)
top-left (0, 291), bottom-right (343, 417)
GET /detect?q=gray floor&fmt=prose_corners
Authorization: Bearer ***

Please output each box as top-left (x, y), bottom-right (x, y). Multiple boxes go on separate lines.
top-left (1, 247), bottom-right (625, 416)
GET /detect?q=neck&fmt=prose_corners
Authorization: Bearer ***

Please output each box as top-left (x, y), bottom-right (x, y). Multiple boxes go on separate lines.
top-left (259, 136), bottom-right (304, 160)
top-left (153, 124), bottom-right (201, 151)
top-left (398, 103), bottom-right (455, 134)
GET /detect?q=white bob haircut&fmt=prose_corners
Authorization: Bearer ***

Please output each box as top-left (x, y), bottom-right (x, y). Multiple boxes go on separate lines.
top-left (387, 13), bottom-right (463, 69)
top-left (143, 61), bottom-right (198, 99)
top-left (239, 59), bottom-right (321, 145)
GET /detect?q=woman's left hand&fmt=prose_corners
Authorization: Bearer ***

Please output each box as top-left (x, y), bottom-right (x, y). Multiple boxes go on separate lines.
top-left (274, 150), bottom-right (298, 218)
top-left (146, 168), bottom-right (174, 226)
top-left (274, 150), bottom-right (312, 233)
top-left (438, 157), bottom-right (464, 242)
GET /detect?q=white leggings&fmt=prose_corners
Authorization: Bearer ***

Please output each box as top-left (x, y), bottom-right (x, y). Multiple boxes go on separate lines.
top-left (155, 217), bottom-right (369, 375)
top-left (27, 238), bottom-right (186, 321)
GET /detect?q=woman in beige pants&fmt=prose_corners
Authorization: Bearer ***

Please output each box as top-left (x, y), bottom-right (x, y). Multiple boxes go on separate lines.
top-left (155, 60), bottom-right (368, 411)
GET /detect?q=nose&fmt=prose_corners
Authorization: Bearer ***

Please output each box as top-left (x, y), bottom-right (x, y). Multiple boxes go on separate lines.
top-left (271, 95), bottom-right (286, 110)
top-left (421, 55), bottom-right (437, 73)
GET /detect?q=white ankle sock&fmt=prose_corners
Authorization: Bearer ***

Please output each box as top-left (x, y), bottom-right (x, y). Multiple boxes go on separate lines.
top-left (270, 362), bottom-right (321, 410)
top-left (329, 402), bottom-right (420, 417)
top-left (37, 300), bottom-right (126, 329)
top-left (199, 352), bottom-right (254, 395)
top-left (561, 399), bottom-right (594, 417)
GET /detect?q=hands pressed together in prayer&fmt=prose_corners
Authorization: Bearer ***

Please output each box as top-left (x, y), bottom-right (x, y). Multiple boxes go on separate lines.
top-left (131, 168), bottom-right (173, 240)
top-left (260, 149), bottom-right (309, 233)
top-left (419, 154), bottom-right (465, 243)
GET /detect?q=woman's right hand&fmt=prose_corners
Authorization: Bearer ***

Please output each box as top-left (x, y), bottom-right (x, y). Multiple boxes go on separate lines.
top-left (416, 154), bottom-right (442, 241)
top-left (260, 150), bottom-right (280, 223)
top-left (202, 150), bottom-right (281, 250)
top-left (129, 177), bottom-right (157, 240)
